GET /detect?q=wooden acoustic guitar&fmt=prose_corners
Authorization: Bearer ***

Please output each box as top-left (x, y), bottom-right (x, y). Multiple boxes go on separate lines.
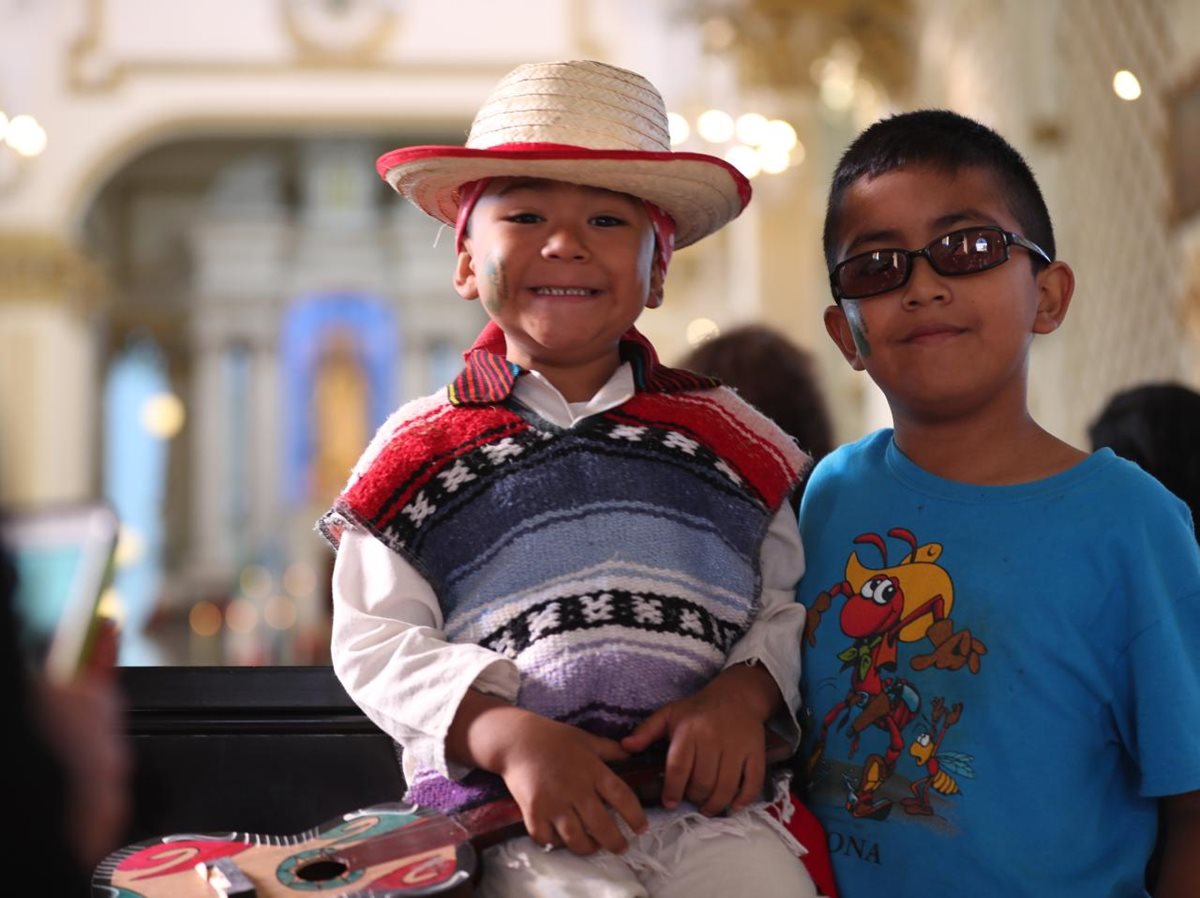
top-left (93, 737), bottom-right (837, 898)
top-left (94, 797), bottom-right (529, 897)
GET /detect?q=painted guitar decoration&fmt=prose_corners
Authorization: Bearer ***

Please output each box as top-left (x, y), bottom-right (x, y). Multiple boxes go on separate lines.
top-left (94, 800), bottom-right (497, 898)
top-left (93, 733), bottom-right (836, 898)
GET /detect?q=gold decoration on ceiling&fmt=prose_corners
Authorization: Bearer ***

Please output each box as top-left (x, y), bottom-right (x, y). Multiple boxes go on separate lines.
top-left (0, 233), bottom-right (107, 307)
top-left (281, 0), bottom-right (398, 63)
top-left (66, 0), bottom-right (504, 92)
top-left (686, 0), bottom-right (914, 98)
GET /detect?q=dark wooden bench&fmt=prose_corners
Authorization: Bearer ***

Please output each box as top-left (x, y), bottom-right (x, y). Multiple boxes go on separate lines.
top-left (117, 665), bottom-right (406, 841)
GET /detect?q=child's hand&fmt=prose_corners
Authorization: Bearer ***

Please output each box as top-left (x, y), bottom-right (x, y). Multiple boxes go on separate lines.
top-left (621, 664), bottom-right (780, 816)
top-left (495, 714), bottom-right (649, 855)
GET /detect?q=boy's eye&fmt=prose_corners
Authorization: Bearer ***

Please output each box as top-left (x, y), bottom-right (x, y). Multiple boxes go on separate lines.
top-left (590, 215), bottom-right (626, 227)
top-left (842, 251), bottom-right (902, 281)
top-left (940, 232), bottom-right (972, 258)
top-left (504, 212), bottom-right (544, 224)
top-left (940, 229), bottom-right (997, 259)
top-left (859, 252), bottom-right (901, 274)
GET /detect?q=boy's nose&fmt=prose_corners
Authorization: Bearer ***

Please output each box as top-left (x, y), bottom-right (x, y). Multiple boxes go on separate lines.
top-left (542, 227), bottom-right (589, 261)
top-left (901, 255), bottom-right (950, 307)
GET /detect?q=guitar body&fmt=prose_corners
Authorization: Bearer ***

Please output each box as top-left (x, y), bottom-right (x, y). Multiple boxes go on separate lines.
top-left (92, 803), bottom-right (480, 897)
top-left (92, 736), bottom-right (840, 898)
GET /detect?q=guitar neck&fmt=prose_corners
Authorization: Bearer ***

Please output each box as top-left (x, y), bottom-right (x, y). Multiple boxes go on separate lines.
top-left (448, 758), bottom-right (669, 853)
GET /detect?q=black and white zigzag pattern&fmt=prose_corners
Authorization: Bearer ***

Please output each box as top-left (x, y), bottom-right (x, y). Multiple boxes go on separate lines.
top-left (478, 588), bottom-right (746, 659)
top-left (382, 412), bottom-right (750, 551)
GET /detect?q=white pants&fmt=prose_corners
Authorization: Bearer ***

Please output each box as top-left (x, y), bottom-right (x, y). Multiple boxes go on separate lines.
top-left (475, 814), bottom-right (819, 898)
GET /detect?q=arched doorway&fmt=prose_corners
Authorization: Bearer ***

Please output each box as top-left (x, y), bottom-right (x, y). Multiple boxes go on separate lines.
top-left (81, 131), bottom-right (482, 664)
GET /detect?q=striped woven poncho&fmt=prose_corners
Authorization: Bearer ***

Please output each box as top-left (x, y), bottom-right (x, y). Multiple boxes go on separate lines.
top-left (320, 324), bottom-right (806, 812)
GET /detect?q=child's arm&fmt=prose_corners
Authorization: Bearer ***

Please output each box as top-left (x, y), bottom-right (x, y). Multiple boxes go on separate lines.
top-left (622, 504), bottom-right (806, 814)
top-left (331, 529), bottom-right (521, 778)
top-left (334, 529), bottom-right (648, 856)
top-left (1155, 789), bottom-right (1200, 897)
top-left (446, 688), bottom-right (649, 855)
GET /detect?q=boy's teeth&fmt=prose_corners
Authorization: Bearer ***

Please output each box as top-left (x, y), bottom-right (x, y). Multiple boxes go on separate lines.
top-left (535, 287), bottom-right (592, 296)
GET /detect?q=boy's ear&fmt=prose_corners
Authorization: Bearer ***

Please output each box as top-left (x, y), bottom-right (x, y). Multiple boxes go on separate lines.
top-left (824, 303), bottom-right (866, 371)
top-left (1032, 260), bottom-right (1074, 334)
top-left (453, 249), bottom-right (479, 300)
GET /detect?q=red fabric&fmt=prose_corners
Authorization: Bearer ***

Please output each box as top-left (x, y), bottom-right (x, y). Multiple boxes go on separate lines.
top-left (464, 319), bottom-right (507, 357)
top-left (770, 794), bottom-right (839, 898)
top-left (342, 333), bottom-right (801, 529)
top-left (377, 143), bottom-right (753, 209)
top-left (341, 403), bottom-right (527, 529)
top-left (465, 320), bottom-right (657, 365)
top-left (450, 323), bottom-right (717, 406)
top-left (612, 391), bottom-right (801, 510)
top-left (454, 178), bottom-right (491, 255)
top-left (643, 199), bottom-right (675, 283)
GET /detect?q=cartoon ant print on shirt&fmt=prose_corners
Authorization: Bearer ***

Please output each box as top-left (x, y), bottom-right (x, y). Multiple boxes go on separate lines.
top-left (902, 697), bottom-right (975, 816)
top-left (804, 528), bottom-right (986, 820)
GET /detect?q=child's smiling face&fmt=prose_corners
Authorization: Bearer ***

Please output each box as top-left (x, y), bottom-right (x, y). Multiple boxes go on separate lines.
top-left (823, 164), bottom-right (1072, 425)
top-left (454, 177), bottom-right (658, 387)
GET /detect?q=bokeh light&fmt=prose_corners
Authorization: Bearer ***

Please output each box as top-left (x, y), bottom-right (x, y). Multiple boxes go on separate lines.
top-left (189, 601), bottom-right (222, 637)
top-left (686, 318), bottom-right (720, 346)
top-left (1113, 70), bottom-right (1142, 101)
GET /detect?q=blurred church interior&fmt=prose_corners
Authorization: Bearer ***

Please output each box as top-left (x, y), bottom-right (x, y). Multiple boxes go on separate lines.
top-left (1, 0), bottom-right (1198, 666)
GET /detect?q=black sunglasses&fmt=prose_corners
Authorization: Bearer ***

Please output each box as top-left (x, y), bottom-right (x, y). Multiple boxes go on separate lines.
top-left (830, 226), bottom-right (1052, 301)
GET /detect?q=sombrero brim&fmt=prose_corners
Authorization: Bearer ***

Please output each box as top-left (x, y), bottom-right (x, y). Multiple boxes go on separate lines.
top-left (377, 145), bottom-right (752, 249)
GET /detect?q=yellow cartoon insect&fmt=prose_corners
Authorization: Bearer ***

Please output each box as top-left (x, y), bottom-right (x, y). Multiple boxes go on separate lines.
top-left (902, 697), bottom-right (975, 816)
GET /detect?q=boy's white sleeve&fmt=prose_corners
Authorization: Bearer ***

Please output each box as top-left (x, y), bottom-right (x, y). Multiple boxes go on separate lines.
top-left (723, 503), bottom-right (807, 747)
top-left (330, 528), bottom-right (520, 781)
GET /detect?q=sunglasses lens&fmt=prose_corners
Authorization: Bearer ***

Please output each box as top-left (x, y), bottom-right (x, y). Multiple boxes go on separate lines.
top-left (836, 251), bottom-right (906, 298)
top-left (930, 228), bottom-right (1007, 274)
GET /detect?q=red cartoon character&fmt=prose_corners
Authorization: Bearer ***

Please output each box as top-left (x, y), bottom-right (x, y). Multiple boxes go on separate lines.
top-left (805, 528), bottom-right (986, 819)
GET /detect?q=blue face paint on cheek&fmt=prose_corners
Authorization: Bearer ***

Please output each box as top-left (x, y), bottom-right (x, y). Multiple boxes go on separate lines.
top-left (482, 253), bottom-right (506, 314)
top-left (844, 301), bottom-right (871, 358)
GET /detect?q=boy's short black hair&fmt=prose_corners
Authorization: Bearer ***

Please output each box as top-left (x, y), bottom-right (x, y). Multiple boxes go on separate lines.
top-left (823, 109), bottom-right (1056, 272)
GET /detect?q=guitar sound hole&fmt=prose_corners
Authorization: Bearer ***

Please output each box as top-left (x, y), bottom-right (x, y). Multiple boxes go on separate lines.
top-left (296, 858), bottom-right (350, 882)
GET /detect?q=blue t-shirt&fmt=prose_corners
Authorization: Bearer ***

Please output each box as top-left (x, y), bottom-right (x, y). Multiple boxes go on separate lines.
top-left (797, 430), bottom-right (1200, 897)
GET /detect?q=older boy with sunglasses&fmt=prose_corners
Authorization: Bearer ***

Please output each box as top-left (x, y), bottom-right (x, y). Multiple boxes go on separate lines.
top-left (797, 109), bottom-right (1200, 895)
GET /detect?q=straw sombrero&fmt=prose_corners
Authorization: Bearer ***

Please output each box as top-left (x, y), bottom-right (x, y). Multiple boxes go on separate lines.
top-left (376, 60), bottom-right (751, 249)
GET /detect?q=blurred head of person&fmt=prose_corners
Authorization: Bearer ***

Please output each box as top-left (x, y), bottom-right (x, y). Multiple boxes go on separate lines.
top-left (1089, 382), bottom-right (1200, 542)
top-left (679, 324), bottom-right (834, 466)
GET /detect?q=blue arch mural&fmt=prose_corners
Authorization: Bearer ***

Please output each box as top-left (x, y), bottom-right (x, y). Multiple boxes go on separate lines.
top-left (280, 292), bottom-right (399, 506)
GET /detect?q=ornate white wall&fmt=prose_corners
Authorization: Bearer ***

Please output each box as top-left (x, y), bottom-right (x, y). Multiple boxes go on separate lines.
top-left (3, 0), bottom-right (1197, 489)
top-left (0, 0), bottom-right (756, 507)
top-left (909, 0), bottom-right (1199, 444)
top-left (0, 1), bottom-right (1197, 660)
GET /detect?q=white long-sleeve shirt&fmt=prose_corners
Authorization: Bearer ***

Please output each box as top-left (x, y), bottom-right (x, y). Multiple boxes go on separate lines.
top-left (330, 363), bottom-right (808, 785)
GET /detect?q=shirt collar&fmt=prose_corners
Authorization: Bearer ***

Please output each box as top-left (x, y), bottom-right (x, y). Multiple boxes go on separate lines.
top-left (447, 320), bottom-right (719, 406)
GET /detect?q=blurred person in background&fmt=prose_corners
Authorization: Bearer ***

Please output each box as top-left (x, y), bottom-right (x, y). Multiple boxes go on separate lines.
top-left (4, 544), bottom-right (130, 895)
top-left (679, 324), bottom-right (834, 509)
top-left (1089, 382), bottom-right (1200, 543)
